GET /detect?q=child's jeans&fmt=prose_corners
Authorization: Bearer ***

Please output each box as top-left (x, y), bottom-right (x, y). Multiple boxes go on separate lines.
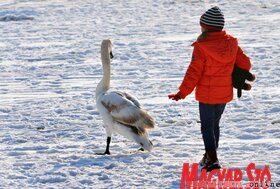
top-left (199, 102), bottom-right (226, 151)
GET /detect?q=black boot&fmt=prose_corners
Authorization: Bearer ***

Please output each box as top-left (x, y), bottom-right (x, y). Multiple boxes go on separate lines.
top-left (199, 153), bottom-right (207, 167)
top-left (202, 150), bottom-right (221, 172)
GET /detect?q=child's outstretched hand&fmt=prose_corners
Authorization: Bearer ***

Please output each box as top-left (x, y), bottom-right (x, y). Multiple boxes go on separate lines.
top-left (168, 93), bottom-right (182, 101)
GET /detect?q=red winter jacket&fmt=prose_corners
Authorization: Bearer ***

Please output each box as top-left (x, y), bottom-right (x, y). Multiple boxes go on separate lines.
top-left (178, 31), bottom-right (251, 104)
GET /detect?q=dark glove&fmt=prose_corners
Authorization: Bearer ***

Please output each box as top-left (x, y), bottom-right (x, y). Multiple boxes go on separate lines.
top-left (168, 93), bottom-right (182, 101)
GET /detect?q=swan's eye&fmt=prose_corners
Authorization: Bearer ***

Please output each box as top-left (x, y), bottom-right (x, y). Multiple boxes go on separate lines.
top-left (110, 52), bottom-right (114, 59)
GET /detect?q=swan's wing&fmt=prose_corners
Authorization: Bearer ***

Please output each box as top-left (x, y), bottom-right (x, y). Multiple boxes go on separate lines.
top-left (100, 91), bottom-right (155, 132)
top-left (119, 92), bottom-right (141, 108)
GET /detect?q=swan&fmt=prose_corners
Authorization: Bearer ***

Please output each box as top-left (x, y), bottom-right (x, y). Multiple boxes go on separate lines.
top-left (95, 39), bottom-right (155, 155)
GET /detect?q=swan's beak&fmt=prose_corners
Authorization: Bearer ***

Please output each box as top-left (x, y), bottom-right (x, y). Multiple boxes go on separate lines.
top-left (110, 52), bottom-right (114, 59)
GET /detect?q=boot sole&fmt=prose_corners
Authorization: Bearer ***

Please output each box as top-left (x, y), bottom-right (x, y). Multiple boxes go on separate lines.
top-left (206, 163), bottom-right (221, 172)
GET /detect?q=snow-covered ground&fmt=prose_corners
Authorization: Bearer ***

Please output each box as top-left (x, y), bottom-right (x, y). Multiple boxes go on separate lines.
top-left (0, 0), bottom-right (279, 188)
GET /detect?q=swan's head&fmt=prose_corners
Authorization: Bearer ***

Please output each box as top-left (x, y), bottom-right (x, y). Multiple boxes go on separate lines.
top-left (134, 135), bottom-right (153, 152)
top-left (140, 139), bottom-right (153, 152)
top-left (101, 39), bottom-right (114, 59)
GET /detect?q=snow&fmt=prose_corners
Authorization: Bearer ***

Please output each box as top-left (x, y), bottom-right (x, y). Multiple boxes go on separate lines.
top-left (0, 0), bottom-right (279, 188)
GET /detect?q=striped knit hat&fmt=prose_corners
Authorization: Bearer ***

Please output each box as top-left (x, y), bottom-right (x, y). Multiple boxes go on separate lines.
top-left (200, 6), bottom-right (224, 31)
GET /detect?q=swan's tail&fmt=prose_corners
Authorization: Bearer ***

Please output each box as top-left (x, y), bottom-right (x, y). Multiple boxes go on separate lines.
top-left (138, 109), bottom-right (155, 130)
top-left (114, 123), bottom-right (153, 152)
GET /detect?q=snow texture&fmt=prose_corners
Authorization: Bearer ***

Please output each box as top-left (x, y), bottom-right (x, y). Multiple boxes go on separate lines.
top-left (0, 0), bottom-right (279, 188)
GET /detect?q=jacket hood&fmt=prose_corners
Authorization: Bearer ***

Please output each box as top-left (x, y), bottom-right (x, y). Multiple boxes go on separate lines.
top-left (194, 31), bottom-right (238, 63)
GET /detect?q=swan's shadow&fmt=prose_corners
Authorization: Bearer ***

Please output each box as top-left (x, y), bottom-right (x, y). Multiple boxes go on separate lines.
top-left (70, 152), bottom-right (150, 168)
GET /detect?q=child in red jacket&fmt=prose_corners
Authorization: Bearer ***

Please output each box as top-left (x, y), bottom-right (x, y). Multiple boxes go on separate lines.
top-left (168, 6), bottom-right (252, 171)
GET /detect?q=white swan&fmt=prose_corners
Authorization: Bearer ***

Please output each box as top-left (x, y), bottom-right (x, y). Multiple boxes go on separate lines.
top-left (95, 39), bottom-right (155, 155)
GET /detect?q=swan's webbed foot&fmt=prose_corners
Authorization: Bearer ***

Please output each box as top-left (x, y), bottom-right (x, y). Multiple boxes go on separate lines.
top-left (96, 150), bottom-right (111, 155)
top-left (138, 148), bottom-right (144, 151)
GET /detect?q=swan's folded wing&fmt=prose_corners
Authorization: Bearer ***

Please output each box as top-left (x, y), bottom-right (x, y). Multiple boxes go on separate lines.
top-left (100, 92), bottom-right (155, 131)
top-left (121, 92), bottom-right (141, 108)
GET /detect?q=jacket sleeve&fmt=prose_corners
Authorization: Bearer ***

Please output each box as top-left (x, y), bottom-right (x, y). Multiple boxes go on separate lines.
top-left (235, 46), bottom-right (251, 71)
top-left (178, 43), bottom-right (205, 99)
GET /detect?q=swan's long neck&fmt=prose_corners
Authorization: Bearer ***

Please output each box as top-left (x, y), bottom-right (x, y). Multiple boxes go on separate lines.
top-left (96, 47), bottom-right (111, 97)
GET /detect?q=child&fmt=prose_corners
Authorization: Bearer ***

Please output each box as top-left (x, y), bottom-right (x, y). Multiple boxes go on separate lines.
top-left (168, 6), bottom-right (253, 171)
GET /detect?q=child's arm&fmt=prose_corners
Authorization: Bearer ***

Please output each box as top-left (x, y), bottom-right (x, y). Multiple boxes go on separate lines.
top-left (178, 44), bottom-right (205, 99)
top-left (235, 46), bottom-right (251, 71)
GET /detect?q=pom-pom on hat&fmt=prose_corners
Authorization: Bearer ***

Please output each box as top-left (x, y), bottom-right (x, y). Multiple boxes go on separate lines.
top-left (200, 6), bottom-right (224, 31)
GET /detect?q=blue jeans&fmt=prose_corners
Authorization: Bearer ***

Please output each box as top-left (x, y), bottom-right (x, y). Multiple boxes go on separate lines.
top-left (199, 102), bottom-right (226, 151)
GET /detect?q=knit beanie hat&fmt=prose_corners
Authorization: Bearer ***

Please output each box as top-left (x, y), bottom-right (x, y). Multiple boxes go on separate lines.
top-left (200, 6), bottom-right (224, 31)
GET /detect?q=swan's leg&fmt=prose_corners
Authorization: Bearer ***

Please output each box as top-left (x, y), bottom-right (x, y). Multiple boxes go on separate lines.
top-left (96, 125), bottom-right (113, 155)
top-left (104, 137), bottom-right (111, 154)
top-left (96, 137), bottom-right (111, 155)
